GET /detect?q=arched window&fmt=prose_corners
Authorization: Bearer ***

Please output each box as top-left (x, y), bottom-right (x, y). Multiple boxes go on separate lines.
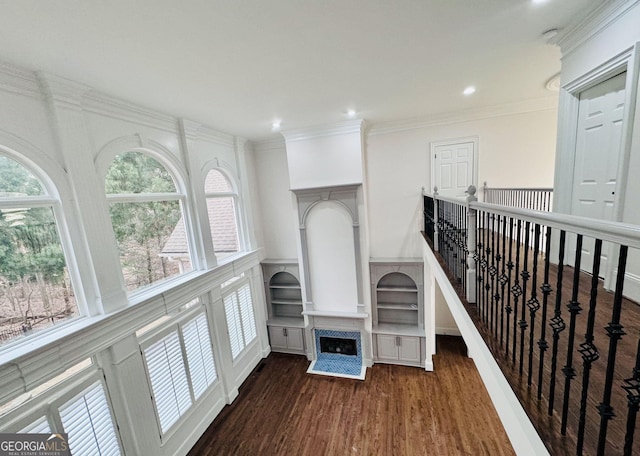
top-left (0, 154), bottom-right (79, 345)
top-left (105, 151), bottom-right (193, 292)
top-left (204, 169), bottom-right (241, 260)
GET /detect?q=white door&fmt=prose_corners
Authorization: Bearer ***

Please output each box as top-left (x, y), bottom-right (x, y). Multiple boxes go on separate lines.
top-left (571, 72), bottom-right (626, 277)
top-left (432, 139), bottom-right (476, 198)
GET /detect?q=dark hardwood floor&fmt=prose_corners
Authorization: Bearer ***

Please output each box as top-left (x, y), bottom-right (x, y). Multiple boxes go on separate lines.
top-left (188, 336), bottom-right (514, 456)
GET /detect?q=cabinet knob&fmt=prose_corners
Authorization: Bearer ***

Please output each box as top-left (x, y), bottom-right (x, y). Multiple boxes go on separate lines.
top-left (396, 336), bottom-right (401, 346)
top-left (283, 328), bottom-right (287, 337)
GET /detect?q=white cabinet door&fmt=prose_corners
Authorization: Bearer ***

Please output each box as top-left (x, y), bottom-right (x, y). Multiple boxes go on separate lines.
top-left (286, 327), bottom-right (305, 351)
top-left (376, 334), bottom-right (399, 361)
top-left (398, 336), bottom-right (421, 364)
top-left (268, 326), bottom-right (288, 351)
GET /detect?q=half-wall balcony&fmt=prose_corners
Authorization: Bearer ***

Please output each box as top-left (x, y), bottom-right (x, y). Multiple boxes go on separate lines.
top-left (422, 185), bottom-right (640, 456)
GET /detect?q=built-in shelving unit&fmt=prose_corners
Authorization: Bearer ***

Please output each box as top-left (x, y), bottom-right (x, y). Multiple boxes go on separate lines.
top-left (370, 260), bottom-right (425, 367)
top-left (262, 261), bottom-right (306, 354)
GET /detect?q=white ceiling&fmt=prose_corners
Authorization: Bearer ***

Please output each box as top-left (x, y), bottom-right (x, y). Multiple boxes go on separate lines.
top-left (0, 0), bottom-right (599, 140)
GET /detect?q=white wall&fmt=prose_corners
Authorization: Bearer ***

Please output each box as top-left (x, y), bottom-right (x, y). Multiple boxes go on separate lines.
top-left (284, 122), bottom-right (364, 190)
top-left (366, 107), bottom-right (558, 259)
top-left (251, 140), bottom-right (299, 260)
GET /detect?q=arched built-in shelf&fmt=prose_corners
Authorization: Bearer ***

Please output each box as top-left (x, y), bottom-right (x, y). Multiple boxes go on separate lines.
top-left (269, 271), bottom-right (303, 319)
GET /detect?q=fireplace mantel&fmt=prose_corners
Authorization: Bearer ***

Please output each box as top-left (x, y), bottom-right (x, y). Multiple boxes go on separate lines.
top-left (302, 310), bottom-right (368, 319)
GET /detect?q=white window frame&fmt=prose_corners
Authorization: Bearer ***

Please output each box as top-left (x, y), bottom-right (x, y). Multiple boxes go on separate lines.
top-left (0, 150), bottom-right (87, 350)
top-left (0, 362), bottom-right (123, 456)
top-left (103, 149), bottom-right (196, 295)
top-left (138, 305), bottom-right (219, 439)
top-left (203, 167), bottom-right (245, 257)
top-left (222, 279), bottom-right (257, 362)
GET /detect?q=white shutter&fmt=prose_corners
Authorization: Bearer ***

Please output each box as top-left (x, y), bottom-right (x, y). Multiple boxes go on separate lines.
top-left (20, 416), bottom-right (51, 434)
top-left (224, 293), bottom-right (244, 359)
top-left (59, 381), bottom-right (121, 456)
top-left (238, 284), bottom-right (257, 344)
top-left (144, 331), bottom-right (193, 433)
top-left (183, 313), bottom-right (217, 399)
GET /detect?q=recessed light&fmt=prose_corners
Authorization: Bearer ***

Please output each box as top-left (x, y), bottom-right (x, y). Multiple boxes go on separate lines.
top-left (347, 109), bottom-right (357, 118)
top-left (532, 0), bottom-right (549, 4)
top-left (463, 86), bottom-right (476, 96)
top-left (272, 120), bottom-right (281, 131)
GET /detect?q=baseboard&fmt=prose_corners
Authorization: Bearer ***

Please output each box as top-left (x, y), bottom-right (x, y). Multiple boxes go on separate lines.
top-left (436, 327), bottom-right (461, 337)
top-left (225, 387), bottom-right (239, 404)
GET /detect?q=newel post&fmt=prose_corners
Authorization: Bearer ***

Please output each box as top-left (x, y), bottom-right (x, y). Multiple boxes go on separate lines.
top-left (466, 185), bottom-right (477, 304)
top-left (433, 186), bottom-right (439, 252)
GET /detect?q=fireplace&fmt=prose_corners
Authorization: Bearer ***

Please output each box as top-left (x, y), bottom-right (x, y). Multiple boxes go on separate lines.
top-left (307, 329), bottom-right (365, 380)
top-left (320, 336), bottom-right (357, 356)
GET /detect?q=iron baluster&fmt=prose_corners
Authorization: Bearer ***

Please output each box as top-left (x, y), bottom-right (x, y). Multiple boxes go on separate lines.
top-left (597, 245), bottom-right (629, 455)
top-left (485, 211), bottom-right (491, 326)
top-left (519, 221), bottom-right (531, 375)
top-left (549, 230), bottom-right (567, 416)
top-left (622, 337), bottom-right (640, 456)
top-left (526, 224), bottom-right (541, 386)
top-left (537, 227), bottom-right (552, 401)
top-left (505, 217), bottom-right (515, 359)
top-left (511, 219), bottom-right (523, 365)
top-left (576, 239), bottom-right (602, 454)
top-left (561, 234), bottom-right (583, 435)
top-left (499, 215), bottom-right (508, 347)
top-left (490, 214), bottom-right (497, 335)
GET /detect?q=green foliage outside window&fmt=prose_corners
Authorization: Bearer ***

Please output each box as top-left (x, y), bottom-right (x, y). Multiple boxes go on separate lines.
top-left (105, 152), bottom-right (192, 291)
top-left (0, 156), bottom-right (77, 345)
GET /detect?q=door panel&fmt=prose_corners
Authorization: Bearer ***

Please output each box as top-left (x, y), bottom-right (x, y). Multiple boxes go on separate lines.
top-left (571, 72), bottom-right (626, 277)
top-left (268, 326), bottom-right (288, 350)
top-left (376, 334), bottom-right (398, 361)
top-left (398, 336), bottom-right (421, 363)
top-left (286, 327), bottom-right (305, 351)
top-left (433, 141), bottom-right (475, 198)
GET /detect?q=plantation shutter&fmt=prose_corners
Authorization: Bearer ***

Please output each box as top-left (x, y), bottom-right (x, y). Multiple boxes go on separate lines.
top-left (183, 313), bottom-right (217, 399)
top-left (59, 381), bottom-right (121, 456)
top-left (20, 416), bottom-right (51, 434)
top-left (224, 293), bottom-right (243, 359)
top-left (238, 284), bottom-right (257, 344)
top-left (144, 331), bottom-right (193, 433)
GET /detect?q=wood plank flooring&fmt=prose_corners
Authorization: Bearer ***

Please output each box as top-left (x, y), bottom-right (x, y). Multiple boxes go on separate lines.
top-left (188, 336), bottom-right (514, 456)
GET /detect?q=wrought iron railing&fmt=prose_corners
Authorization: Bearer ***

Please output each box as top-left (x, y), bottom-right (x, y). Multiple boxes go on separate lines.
top-left (423, 185), bottom-right (640, 456)
top-left (483, 182), bottom-right (553, 212)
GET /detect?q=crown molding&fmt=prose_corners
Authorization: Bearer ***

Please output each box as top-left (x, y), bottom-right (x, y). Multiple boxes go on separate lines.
top-left (281, 119), bottom-right (365, 143)
top-left (251, 136), bottom-right (286, 153)
top-left (0, 62), bottom-right (41, 99)
top-left (556, 0), bottom-right (640, 58)
top-left (82, 90), bottom-right (179, 133)
top-left (368, 97), bottom-right (558, 136)
top-left (198, 125), bottom-right (235, 147)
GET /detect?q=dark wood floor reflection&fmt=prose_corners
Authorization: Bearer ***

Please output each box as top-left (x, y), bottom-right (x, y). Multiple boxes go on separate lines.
top-left (188, 336), bottom-right (514, 456)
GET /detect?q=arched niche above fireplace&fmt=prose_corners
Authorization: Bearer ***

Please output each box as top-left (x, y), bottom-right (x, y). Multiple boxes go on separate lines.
top-left (292, 184), bottom-right (363, 313)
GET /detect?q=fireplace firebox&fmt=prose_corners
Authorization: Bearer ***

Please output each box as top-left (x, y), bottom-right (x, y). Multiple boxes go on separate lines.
top-left (320, 336), bottom-right (357, 356)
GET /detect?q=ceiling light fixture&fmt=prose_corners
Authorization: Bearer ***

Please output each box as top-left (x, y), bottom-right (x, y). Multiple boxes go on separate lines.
top-left (532, 0), bottom-right (549, 4)
top-left (463, 86), bottom-right (476, 96)
top-left (271, 120), bottom-right (281, 131)
top-left (347, 109), bottom-right (357, 118)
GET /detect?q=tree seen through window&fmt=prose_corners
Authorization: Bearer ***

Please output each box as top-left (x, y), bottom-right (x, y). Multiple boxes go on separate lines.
top-left (105, 152), bottom-right (192, 292)
top-left (0, 155), bottom-right (78, 345)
